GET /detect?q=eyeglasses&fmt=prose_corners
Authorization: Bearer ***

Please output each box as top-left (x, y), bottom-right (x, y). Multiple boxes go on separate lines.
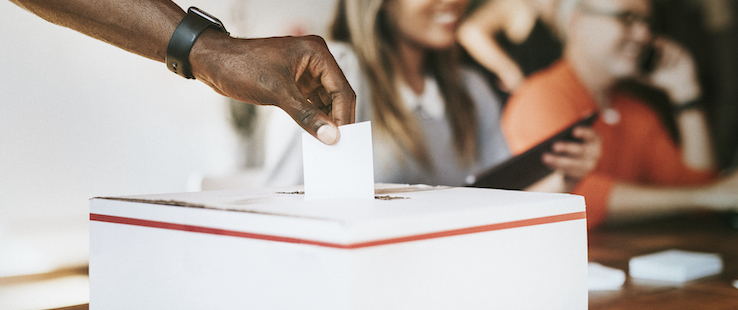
top-left (579, 4), bottom-right (651, 28)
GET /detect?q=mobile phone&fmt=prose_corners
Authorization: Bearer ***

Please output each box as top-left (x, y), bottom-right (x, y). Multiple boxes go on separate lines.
top-left (467, 113), bottom-right (598, 190)
top-left (639, 45), bottom-right (659, 74)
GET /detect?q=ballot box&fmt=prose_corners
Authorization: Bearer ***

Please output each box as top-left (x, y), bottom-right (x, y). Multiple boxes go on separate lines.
top-left (89, 184), bottom-right (588, 309)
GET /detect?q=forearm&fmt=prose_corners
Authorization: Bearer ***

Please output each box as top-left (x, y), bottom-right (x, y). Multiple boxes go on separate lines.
top-left (646, 38), bottom-right (716, 170)
top-left (525, 171), bottom-right (571, 193)
top-left (675, 108), bottom-right (717, 170)
top-left (10, 0), bottom-right (184, 62)
top-left (11, 0), bottom-right (356, 142)
top-left (607, 182), bottom-right (705, 222)
top-left (457, 0), bottom-right (523, 86)
top-left (457, 23), bottom-right (522, 81)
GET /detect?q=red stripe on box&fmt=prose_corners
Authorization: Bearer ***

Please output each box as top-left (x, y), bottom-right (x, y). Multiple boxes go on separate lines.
top-left (90, 212), bottom-right (586, 249)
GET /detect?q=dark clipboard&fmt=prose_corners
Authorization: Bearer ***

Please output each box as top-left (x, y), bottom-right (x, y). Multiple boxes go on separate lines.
top-left (467, 113), bottom-right (598, 190)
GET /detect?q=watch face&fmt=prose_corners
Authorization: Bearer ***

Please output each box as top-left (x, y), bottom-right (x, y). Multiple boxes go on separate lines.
top-left (189, 7), bottom-right (227, 33)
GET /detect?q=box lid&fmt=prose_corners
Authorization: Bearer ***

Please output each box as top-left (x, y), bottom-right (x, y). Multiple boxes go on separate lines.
top-left (90, 184), bottom-right (586, 248)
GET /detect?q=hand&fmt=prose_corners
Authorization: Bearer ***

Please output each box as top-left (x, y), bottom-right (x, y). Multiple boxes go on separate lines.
top-left (497, 67), bottom-right (525, 93)
top-left (645, 37), bottom-right (701, 104)
top-left (191, 33), bottom-right (356, 144)
top-left (542, 126), bottom-right (601, 185)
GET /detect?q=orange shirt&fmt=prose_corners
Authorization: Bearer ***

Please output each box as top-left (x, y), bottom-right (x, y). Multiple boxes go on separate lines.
top-left (501, 60), bottom-right (717, 230)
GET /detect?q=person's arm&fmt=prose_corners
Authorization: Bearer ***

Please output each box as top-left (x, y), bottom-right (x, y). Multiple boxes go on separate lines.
top-left (608, 170), bottom-right (738, 222)
top-left (545, 126), bottom-right (601, 191)
top-left (457, 0), bottom-right (525, 92)
top-left (525, 126), bottom-right (601, 193)
top-left (647, 38), bottom-right (715, 169)
top-left (603, 102), bottom-right (731, 223)
top-left (10, 0), bottom-right (355, 145)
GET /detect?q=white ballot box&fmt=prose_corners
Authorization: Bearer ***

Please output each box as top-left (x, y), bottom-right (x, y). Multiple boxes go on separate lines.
top-left (89, 184), bottom-right (588, 309)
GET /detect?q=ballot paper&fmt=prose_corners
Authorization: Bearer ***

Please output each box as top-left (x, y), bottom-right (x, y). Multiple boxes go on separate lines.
top-left (629, 249), bottom-right (723, 283)
top-left (302, 121), bottom-right (374, 200)
top-left (588, 262), bottom-right (626, 291)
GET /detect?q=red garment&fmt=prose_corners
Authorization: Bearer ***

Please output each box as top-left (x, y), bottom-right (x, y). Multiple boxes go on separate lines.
top-left (501, 60), bottom-right (717, 230)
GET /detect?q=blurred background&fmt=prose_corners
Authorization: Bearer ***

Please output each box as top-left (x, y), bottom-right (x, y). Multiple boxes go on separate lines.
top-left (0, 0), bottom-right (336, 308)
top-left (1, 0), bottom-right (737, 309)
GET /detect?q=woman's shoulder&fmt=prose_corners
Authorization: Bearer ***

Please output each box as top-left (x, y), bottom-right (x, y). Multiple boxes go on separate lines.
top-left (326, 41), bottom-right (354, 54)
top-left (326, 42), bottom-right (373, 120)
top-left (459, 66), bottom-right (486, 84)
top-left (459, 66), bottom-right (502, 109)
top-left (327, 42), bottom-right (361, 70)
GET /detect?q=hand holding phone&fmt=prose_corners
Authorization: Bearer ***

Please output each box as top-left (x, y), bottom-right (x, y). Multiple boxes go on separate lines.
top-left (642, 38), bottom-right (701, 104)
top-left (468, 113), bottom-right (598, 190)
top-left (543, 125), bottom-right (602, 182)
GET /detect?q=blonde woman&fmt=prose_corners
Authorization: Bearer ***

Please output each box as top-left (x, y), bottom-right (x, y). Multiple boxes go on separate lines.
top-left (261, 0), bottom-right (598, 190)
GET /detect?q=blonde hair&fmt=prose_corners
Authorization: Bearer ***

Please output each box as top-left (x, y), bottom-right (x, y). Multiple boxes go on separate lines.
top-left (330, 0), bottom-right (478, 168)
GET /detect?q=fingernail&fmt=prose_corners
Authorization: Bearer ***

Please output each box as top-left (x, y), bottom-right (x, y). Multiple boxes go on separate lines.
top-left (317, 125), bottom-right (339, 145)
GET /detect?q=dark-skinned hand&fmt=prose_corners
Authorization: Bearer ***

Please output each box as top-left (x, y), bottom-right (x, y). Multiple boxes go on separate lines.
top-left (191, 32), bottom-right (356, 144)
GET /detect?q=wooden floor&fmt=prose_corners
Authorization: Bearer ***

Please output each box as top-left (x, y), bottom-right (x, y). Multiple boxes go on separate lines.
top-left (588, 212), bottom-right (738, 309)
top-left (52, 306), bottom-right (88, 310)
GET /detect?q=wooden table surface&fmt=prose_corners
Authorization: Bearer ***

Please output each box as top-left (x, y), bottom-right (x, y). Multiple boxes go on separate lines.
top-left (52, 306), bottom-right (88, 310)
top-left (588, 212), bottom-right (738, 309)
top-left (55, 212), bottom-right (738, 310)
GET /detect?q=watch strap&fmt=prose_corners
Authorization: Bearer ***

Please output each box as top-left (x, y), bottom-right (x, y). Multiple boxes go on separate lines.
top-left (166, 7), bottom-right (227, 79)
top-left (673, 99), bottom-right (702, 114)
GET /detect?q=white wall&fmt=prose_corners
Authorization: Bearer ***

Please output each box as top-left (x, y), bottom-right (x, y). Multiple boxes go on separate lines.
top-left (0, 0), bottom-right (337, 277)
top-left (0, 3), bottom-right (234, 225)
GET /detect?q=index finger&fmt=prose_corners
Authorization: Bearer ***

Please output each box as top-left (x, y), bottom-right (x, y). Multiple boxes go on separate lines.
top-left (297, 36), bottom-right (356, 125)
top-left (279, 93), bottom-right (341, 145)
top-left (316, 57), bottom-right (356, 125)
top-left (572, 126), bottom-right (598, 141)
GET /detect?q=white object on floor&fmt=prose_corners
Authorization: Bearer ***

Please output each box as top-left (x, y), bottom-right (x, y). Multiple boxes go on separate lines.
top-left (588, 262), bottom-right (626, 291)
top-left (629, 249), bottom-right (723, 283)
top-left (733, 280), bottom-right (738, 289)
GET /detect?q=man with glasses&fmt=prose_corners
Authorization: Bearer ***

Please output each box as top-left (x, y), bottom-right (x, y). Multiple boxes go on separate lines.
top-left (501, 0), bottom-right (738, 230)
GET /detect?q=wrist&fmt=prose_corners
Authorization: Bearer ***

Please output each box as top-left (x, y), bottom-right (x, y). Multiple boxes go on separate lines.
top-left (672, 98), bottom-right (703, 114)
top-left (189, 29), bottom-right (232, 82)
top-left (165, 7), bottom-right (228, 79)
top-left (667, 83), bottom-right (701, 106)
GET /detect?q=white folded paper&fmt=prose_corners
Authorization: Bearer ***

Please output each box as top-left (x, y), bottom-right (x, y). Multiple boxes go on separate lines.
top-left (588, 262), bottom-right (626, 291)
top-left (629, 249), bottom-right (723, 283)
top-left (302, 121), bottom-right (375, 200)
top-left (733, 279), bottom-right (738, 289)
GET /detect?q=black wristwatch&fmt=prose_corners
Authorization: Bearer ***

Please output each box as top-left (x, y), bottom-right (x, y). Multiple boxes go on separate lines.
top-left (166, 7), bottom-right (228, 79)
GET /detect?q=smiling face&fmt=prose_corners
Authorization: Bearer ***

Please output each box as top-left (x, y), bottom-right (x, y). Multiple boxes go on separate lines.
top-left (569, 0), bottom-right (652, 78)
top-left (383, 0), bottom-right (469, 50)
